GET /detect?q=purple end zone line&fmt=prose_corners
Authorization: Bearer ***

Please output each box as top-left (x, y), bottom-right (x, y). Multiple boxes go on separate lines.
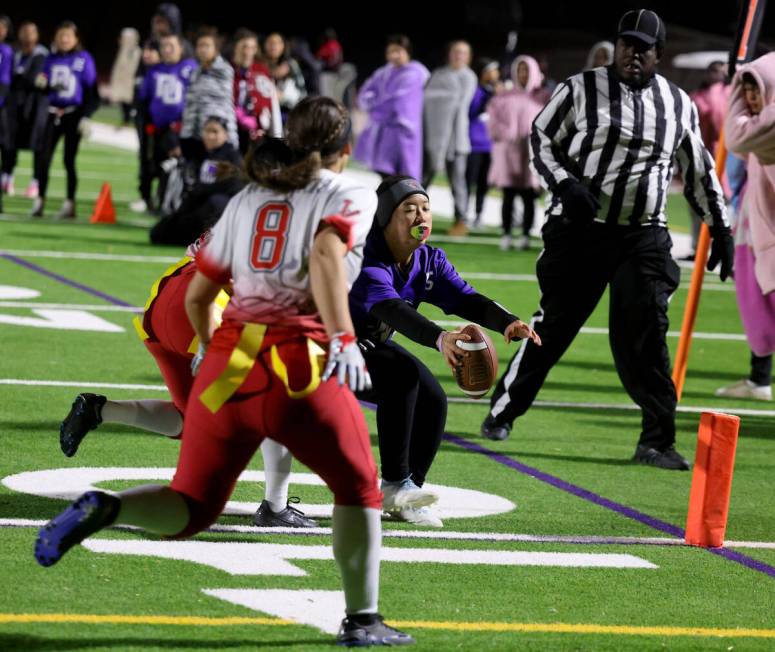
top-left (440, 432), bottom-right (775, 580)
top-left (0, 253), bottom-right (134, 308)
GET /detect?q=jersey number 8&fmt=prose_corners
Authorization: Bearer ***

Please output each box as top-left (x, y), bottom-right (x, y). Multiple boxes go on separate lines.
top-left (250, 202), bottom-right (291, 271)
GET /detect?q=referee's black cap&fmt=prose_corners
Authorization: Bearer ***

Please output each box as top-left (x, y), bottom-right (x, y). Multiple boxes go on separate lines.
top-left (617, 9), bottom-right (666, 47)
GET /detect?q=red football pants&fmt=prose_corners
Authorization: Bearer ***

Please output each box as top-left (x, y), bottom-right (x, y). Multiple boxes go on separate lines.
top-left (141, 264), bottom-right (198, 419)
top-left (170, 323), bottom-right (381, 537)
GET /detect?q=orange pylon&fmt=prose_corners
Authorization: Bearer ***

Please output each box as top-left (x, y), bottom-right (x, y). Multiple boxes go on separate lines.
top-left (89, 183), bottom-right (117, 224)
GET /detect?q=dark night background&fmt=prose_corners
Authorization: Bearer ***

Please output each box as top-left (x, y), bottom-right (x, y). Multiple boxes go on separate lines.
top-left (3, 1), bottom-right (772, 83)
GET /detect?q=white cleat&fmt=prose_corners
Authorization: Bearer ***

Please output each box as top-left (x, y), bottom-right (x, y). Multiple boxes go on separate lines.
top-left (715, 379), bottom-right (772, 401)
top-left (499, 235), bottom-right (512, 251)
top-left (381, 479), bottom-right (438, 512)
top-left (129, 199), bottom-right (148, 213)
top-left (392, 505), bottom-right (444, 528)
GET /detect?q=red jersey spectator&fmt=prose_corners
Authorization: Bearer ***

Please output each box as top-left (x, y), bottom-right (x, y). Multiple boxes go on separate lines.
top-left (231, 28), bottom-right (281, 154)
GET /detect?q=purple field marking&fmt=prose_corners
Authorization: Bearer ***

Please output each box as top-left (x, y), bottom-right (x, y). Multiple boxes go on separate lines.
top-left (442, 433), bottom-right (684, 537)
top-left (0, 253), bottom-right (134, 308)
top-left (441, 433), bottom-right (775, 580)
top-left (709, 547), bottom-right (775, 579)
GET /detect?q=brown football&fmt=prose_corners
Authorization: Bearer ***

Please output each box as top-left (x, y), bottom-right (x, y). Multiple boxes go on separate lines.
top-left (453, 324), bottom-right (498, 398)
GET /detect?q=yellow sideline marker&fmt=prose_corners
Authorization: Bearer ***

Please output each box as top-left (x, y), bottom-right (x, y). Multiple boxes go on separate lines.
top-left (1, 614), bottom-right (775, 638)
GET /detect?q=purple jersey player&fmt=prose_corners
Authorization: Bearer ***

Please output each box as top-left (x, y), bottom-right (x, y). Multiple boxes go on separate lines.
top-left (42, 46), bottom-right (96, 109)
top-left (349, 176), bottom-right (540, 527)
top-left (31, 22), bottom-right (98, 219)
top-left (139, 34), bottom-right (195, 130)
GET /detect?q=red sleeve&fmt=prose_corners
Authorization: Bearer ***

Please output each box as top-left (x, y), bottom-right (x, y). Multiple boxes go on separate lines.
top-left (321, 214), bottom-right (355, 251)
top-left (195, 248), bottom-right (231, 284)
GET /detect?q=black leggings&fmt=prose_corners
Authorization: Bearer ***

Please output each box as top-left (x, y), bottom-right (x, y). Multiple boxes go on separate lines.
top-left (466, 151), bottom-right (491, 218)
top-left (38, 111), bottom-right (83, 201)
top-left (501, 187), bottom-right (537, 236)
top-left (2, 146), bottom-right (44, 178)
top-left (751, 353), bottom-right (773, 386)
top-left (356, 339), bottom-right (447, 486)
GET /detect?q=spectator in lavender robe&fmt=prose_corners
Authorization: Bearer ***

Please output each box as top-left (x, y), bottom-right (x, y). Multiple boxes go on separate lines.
top-left (354, 35), bottom-right (429, 180)
top-left (349, 176), bottom-right (540, 527)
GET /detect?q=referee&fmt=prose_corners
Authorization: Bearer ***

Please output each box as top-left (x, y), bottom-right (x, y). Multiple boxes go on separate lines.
top-left (480, 9), bottom-right (734, 470)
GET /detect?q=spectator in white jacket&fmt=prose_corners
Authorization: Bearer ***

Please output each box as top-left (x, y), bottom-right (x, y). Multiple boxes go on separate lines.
top-left (181, 27), bottom-right (238, 151)
top-left (422, 40), bottom-right (477, 235)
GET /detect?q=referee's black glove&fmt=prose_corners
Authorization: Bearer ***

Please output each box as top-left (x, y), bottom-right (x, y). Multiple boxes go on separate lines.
top-left (557, 179), bottom-right (600, 223)
top-left (707, 225), bottom-right (734, 282)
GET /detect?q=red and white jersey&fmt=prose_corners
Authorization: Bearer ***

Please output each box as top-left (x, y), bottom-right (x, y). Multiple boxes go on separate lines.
top-left (197, 169), bottom-right (376, 338)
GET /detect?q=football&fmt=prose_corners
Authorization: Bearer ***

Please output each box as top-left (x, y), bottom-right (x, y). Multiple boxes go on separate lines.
top-left (454, 324), bottom-right (498, 398)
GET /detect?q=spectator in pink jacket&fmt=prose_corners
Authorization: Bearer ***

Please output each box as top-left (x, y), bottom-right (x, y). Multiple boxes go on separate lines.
top-left (486, 55), bottom-right (546, 250)
top-left (716, 52), bottom-right (775, 401)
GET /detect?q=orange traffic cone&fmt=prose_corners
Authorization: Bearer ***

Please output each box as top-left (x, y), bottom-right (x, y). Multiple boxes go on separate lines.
top-left (89, 183), bottom-right (117, 224)
top-left (685, 411), bottom-right (741, 548)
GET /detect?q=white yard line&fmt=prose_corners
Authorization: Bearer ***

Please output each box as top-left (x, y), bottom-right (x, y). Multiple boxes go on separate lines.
top-left (0, 249), bottom-right (178, 263)
top-left (0, 379), bottom-right (167, 391)
top-left (448, 396), bottom-right (775, 417)
top-left (0, 302), bottom-right (141, 313)
top-left (0, 249), bottom-right (731, 292)
top-left (3, 378), bottom-right (772, 415)
top-left (0, 518), bottom-right (772, 549)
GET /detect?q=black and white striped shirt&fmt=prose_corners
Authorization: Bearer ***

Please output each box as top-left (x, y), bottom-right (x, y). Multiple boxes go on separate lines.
top-left (531, 66), bottom-right (728, 228)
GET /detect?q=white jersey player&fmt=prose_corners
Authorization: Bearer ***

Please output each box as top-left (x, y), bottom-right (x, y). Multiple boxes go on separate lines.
top-left (35, 97), bottom-right (416, 648)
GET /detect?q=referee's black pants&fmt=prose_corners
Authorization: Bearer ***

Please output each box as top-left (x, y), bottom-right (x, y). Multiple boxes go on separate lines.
top-left (489, 218), bottom-right (681, 450)
top-left (356, 339), bottom-right (447, 486)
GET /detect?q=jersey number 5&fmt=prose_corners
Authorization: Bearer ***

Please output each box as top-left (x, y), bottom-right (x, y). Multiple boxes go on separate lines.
top-left (250, 202), bottom-right (291, 271)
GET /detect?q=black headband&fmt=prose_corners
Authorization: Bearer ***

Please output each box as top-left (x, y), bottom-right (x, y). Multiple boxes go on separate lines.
top-left (375, 177), bottom-right (429, 228)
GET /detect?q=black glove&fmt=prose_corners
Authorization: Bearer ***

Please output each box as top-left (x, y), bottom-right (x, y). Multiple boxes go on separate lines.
top-left (707, 225), bottom-right (734, 282)
top-left (557, 179), bottom-right (600, 223)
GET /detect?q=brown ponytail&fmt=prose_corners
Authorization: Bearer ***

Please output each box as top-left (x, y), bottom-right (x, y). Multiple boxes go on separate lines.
top-left (243, 96), bottom-right (349, 193)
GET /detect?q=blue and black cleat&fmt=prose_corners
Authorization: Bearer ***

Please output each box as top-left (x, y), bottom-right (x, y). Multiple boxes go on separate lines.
top-left (34, 491), bottom-right (119, 567)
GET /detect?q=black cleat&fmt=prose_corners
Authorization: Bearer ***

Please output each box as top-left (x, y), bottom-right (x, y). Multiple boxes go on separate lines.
top-left (60, 393), bottom-right (106, 457)
top-left (34, 491), bottom-right (120, 567)
top-left (253, 498), bottom-right (319, 528)
top-left (480, 414), bottom-right (511, 441)
top-left (336, 614), bottom-right (415, 647)
top-left (633, 445), bottom-right (692, 471)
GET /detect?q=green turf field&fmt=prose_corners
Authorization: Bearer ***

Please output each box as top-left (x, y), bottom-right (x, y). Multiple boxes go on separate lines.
top-left (0, 128), bottom-right (773, 651)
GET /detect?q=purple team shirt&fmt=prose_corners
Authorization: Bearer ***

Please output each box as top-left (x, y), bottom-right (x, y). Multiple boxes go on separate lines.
top-left (0, 43), bottom-right (12, 106)
top-left (350, 238), bottom-right (475, 342)
top-left (139, 59), bottom-right (196, 129)
top-left (43, 50), bottom-right (96, 108)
